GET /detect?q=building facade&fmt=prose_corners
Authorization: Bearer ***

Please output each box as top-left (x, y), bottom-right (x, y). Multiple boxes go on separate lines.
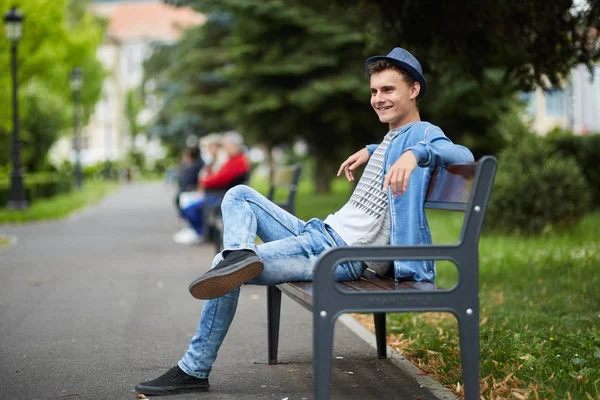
top-left (51, 0), bottom-right (205, 166)
top-left (522, 64), bottom-right (600, 135)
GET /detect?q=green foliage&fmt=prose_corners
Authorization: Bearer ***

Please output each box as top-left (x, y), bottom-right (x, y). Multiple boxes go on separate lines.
top-left (146, 0), bottom-right (382, 192)
top-left (125, 88), bottom-right (145, 146)
top-left (330, 0), bottom-right (600, 158)
top-left (422, 67), bottom-right (531, 158)
top-left (0, 173), bottom-right (73, 207)
top-left (126, 150), bottom-right (146, 172)
top-left (487, 136), bottom-right (591, 235)
top-left (19, 81), bottom-right (69, 171)
top-left (0, 0), bottom-right (105, 171)
top-left (545, 129), bottom-right (600, 207)
top-left (337, 0), bottom-right (600, 91)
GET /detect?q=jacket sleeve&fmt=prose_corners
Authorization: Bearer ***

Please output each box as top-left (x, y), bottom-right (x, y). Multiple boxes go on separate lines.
top-left (200, 156), bottom-right (249, 189)
top-left (366, 144), bottom-right (378, 156)
top-left (406, 125), bottom-right (474, 168)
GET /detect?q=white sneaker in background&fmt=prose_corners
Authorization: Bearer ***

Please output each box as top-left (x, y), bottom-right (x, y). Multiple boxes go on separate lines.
top-left (173, 227), bottom-right (204, 245)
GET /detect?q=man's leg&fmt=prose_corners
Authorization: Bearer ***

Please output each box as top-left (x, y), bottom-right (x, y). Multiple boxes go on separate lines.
top-left (178, 218), bottom-right (363, 382)
top-left (136, 185), bottom-right (313, 395)
top-left (189, 185), bottom-right (309, 299)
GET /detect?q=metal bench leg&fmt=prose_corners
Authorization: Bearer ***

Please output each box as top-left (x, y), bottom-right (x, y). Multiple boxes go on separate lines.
top-left (267, 286), bottom-right (282, 365)
top-left (458, 311), bottom-right (480, 400)
top-left (374, 313), bottom-right (387, 359)
top-left (314, 312), bottom-right (335, 400)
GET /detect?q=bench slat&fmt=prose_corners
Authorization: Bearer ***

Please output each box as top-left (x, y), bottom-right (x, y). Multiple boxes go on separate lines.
top-left (276, 279), bottom-right (438, 310)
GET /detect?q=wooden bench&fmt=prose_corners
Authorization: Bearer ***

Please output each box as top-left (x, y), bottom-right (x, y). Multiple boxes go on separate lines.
top-left (266, 156), bottom-right (497, 400)
top-left (212, 163), bottom-right (302, 253)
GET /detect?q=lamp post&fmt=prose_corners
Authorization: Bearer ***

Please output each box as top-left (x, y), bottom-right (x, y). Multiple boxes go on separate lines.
top-left (4, 6), bottom-right (27, 209)
top-left (70, 67), bottom-right (83, 189)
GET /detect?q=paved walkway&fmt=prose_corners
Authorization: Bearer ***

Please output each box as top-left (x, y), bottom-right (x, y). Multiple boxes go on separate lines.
top-left (0, 183), bottom-right (453, 399)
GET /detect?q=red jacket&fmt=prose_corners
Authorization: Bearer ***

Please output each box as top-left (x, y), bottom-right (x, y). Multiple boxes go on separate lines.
top-left (200, 153), bottom-right (250, 190)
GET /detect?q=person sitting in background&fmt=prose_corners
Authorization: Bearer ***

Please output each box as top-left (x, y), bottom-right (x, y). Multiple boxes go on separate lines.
top-left (200, 133), bottom-right (228, 174)
top-left (174, 146), bottom-right (205, 220)
top-left (174, 132), bottom-right (251, 245)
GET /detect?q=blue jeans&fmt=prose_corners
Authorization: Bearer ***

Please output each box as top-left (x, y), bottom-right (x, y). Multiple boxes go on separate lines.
top-left (181, 198), bottom-right (206, 235)
top-left (178, 185), bottom-right (365, 378)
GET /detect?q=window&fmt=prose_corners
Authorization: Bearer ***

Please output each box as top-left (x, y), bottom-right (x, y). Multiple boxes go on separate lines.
top-left (545, 89), bottom-right (567, 117)
top-left (519, 91), bottom-right (536, 116)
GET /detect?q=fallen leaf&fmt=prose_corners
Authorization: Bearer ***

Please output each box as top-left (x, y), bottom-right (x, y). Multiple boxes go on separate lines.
top-left (136, 394), bottom-right (148, 399)
top-left (417, 372), bottom-right (428, 376)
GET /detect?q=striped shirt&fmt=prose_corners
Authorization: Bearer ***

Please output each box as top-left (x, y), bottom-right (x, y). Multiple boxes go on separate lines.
top-left (324, 129), bottom-right (399, 275)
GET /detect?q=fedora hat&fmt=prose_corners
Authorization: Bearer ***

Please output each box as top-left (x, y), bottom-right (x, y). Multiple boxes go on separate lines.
top-left (365, 47), bottom-right (427, 100)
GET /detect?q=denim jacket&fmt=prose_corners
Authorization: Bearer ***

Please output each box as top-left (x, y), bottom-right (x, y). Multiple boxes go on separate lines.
top-left (366, 121), bottom-right (474, 282)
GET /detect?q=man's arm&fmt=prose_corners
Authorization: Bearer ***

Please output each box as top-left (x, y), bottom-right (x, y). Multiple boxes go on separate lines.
top-left (384, 126), bottom-right (474, 197)
top-left (406, 126), bottom-right (474, 169)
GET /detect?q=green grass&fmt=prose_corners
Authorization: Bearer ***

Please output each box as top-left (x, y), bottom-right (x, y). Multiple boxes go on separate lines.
top-left (0, 180), bottom-right (119, 223)
top-left (267, 175), bottom-right (600, 399)
top-left (400, 211), bottom-right (600, 399)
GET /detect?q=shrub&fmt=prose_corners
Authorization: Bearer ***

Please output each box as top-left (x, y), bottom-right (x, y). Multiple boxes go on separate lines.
top-left (0, 174), bottom-right (73, 207)
top-left (486, 136), bottom-right (591, 235)
top-left (545, 129), bottom-right (600, 207)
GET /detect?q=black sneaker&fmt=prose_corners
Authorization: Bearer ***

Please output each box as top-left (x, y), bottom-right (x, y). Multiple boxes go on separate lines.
top-left (189, 250), bottom-right (263, 300)
top-left (135, 365), bottom-right (209, 396)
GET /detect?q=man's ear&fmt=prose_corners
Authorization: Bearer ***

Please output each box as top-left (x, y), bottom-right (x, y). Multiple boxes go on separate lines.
top-left (409, 82), bottom-right (421, 100)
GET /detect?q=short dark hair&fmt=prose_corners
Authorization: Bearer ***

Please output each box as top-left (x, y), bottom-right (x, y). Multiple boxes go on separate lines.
top-left (368, 60), bottom-right (415, 86)
top-left (186, 146), bottom-right (200, 160)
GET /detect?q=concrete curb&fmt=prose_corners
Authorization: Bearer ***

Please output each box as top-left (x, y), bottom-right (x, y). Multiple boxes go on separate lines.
top-left (338, 314), bottom-right (459, 400)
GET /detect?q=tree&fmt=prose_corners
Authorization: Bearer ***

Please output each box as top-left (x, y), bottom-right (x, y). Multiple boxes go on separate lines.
top-left (321, 0), bottom-right (600, 157)
top-left (336, 0), bottom-right (600, 91)
top-left (153, 0), bottom-right (383, 192)
top-left (0, 0), bottom-right (105, 170)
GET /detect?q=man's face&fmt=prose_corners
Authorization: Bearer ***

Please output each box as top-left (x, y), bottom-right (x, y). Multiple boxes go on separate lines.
top-left (370, 69), bottom-right (420, 129)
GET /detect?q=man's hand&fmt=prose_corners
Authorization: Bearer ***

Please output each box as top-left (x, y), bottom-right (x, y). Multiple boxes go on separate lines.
top-left (383, 150), bottom-right (418, 197)
top-left (337, 148), bottom-right (370, 182)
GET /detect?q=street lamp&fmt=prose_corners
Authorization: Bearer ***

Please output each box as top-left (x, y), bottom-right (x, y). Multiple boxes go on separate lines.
top-left (70, 67), bottom-right (83, 189)
top-left (4, 6), bottom-right (28, 209)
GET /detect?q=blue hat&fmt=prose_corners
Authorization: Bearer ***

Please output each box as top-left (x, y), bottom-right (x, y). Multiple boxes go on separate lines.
top-left (365, 47), bottom-right (427, 100)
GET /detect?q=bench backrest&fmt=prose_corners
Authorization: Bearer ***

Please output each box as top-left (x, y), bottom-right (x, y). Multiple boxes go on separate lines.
top-left (424, 157), bottom-right (497, 248)
top-left (424, 163), bottom-right (477, 211)
top-left (267, 164), bottom-right (302, 215)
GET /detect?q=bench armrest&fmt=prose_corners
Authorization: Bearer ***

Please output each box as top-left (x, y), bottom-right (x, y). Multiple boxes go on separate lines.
top-left (312, 244), bottom-right (476, 292)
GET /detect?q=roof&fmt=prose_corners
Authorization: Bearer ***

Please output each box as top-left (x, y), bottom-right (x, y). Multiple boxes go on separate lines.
top-left (89, 1), bottom-right (206, 43)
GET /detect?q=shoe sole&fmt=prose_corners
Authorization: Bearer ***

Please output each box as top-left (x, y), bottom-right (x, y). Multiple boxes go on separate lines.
top-left (135, 383), bottom-right (209, 396)
top-left (189, 258), bottom-right (263, 300)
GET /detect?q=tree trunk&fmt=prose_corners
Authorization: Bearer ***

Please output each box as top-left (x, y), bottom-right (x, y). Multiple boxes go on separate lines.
top-left (314, 156), bottom-right (336, 194)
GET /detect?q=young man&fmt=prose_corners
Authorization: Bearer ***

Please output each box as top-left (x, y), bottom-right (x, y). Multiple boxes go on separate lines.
top-left (136, 47), bottom-right (474, 396)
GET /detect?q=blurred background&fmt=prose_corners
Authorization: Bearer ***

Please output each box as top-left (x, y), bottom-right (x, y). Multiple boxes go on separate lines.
top-left (1, 1), bottom-right (600, 398)
top-left (0, 0), bottom-right (598, 199)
